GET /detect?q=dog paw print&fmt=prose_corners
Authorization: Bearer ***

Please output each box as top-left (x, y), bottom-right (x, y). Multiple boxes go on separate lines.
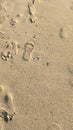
top-left (1, 41), bottom-right (18, 61)
top-left (0, 85), bottom-right (16, 130)
top-left (0, 85), bottom-right (16, 129)
top-left (28, 2), bottom-right (37, 23)
top-left (0, 108), bottom-right (15, 123)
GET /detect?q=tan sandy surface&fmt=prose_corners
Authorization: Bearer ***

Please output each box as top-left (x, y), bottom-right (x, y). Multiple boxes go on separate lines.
top-left (0, 0), bottom-right (73, 130)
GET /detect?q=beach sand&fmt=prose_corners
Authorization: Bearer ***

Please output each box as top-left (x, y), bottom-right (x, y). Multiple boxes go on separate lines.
top-left (0, 0), bottom-right (73, 130)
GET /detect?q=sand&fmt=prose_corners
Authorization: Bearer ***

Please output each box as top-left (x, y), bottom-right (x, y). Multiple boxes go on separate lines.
top-left (0, 0), bottom-right (73, 130)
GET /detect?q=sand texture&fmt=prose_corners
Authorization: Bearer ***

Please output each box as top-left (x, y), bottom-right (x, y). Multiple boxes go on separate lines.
top-left (0, 0), bottom-right (73, 130)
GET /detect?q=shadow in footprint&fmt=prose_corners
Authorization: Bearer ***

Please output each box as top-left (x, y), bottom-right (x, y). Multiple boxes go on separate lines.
top-left (2, 111), bottom-right (8, 123)
top-left (0, 108), bottom-right (15, 123)
top-left (23, 42), bottom-right (34, 61)
top-left (4, 94), bottom-right (9, 103)
top-left (3, 92), bottom-right (15, 114)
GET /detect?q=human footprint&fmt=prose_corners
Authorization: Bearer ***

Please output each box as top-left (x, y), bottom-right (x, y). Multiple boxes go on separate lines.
top-left (23, 42), bottom-right (34, 61)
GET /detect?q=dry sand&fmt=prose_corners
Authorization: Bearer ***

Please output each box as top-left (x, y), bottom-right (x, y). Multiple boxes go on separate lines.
top-left (0, 0), bottom-right (73, 130)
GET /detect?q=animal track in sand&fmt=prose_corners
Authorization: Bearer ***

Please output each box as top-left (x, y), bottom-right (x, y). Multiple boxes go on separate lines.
top-left (28, 2), bottom-right (36, 16)
top-left (0, 108), bottom-right (15, 123)
top-left (0, 85), bottom-right (15, 111)
top-left (1, 40), bottom-right (18, 61)
top-left (23, 42), bottom-right (34, 61)
top-left (4, 92), bottom-right (15, 111)
top-left (0, 40), bottom-right (35, 62)
top-left (0, 85), bottom-right (15, 126)
top-left (28, 0), bottom-right (40, 23)
top-left (46, 122), bottom-right (62, 130)
top-left (28, 2), bottom-right (37, 23)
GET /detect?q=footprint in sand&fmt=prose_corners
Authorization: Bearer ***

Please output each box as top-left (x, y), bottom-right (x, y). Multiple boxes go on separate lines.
top-left (28, 0), bottom-right (40, 23)
top-left (28, 2), bottom-right (37, 23)
top-left (1, 40), bottom-right (19, 61)
top-left (46, 122), bottom-right (62, 130)
top-left (0, 85), bottom-right (15, 129)
top-left (23, 42), bottom-right (34, 61)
